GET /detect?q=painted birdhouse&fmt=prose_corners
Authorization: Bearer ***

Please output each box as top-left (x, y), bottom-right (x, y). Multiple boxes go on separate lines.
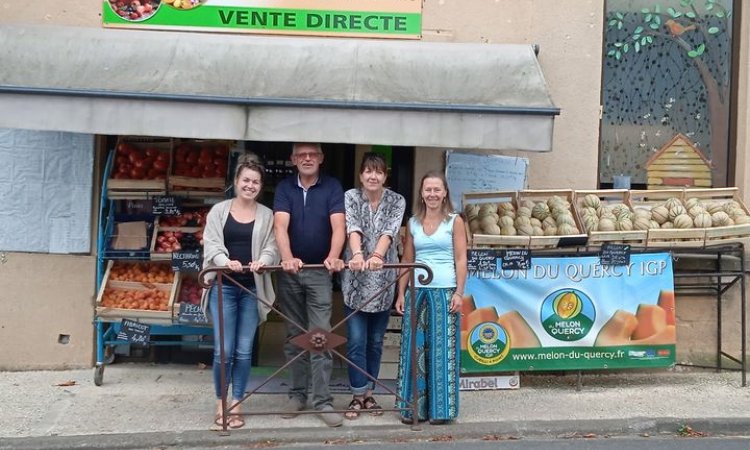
top-left (645, 133), bottom-right (712, 189)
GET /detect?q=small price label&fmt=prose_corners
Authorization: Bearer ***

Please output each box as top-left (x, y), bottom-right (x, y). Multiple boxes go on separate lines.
top-left (467, 249), bottom-right (499, 273)
top-left (172, 250), bottom-right (202, 272)
top-left (116, 319), bottom-right (150, 346)
top-left (178, 303), bottom-right (210, 324)
top-left (600, 243), bottom-right (631, 266)
top-left (501, 249), bottom-right (531, 271)
top-left (152, 196), bottom-right (181, 216)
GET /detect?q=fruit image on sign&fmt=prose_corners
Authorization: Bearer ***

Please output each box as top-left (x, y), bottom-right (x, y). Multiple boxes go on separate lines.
top-left (540, 289), bottom-right (595, 342)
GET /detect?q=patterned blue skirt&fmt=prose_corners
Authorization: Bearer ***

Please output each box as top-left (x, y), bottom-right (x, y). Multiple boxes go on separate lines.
top-left (396, 287), bottom-right (460, 422)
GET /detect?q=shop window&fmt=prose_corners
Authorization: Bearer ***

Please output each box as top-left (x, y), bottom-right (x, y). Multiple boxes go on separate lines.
top-left (0, 128), bottom-right (94, 253)
top-left (601, 0), bottom-right (736, 189)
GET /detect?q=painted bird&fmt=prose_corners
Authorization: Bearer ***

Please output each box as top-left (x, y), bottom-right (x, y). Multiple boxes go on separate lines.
top-left (665, 19), bottom-right (697, 36)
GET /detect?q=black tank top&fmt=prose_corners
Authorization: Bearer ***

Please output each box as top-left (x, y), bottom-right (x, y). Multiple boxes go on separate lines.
top-left (223, 213), bottom-right (255, 288)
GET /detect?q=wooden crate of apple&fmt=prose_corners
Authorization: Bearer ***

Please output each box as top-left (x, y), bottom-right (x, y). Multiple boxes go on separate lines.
top-left (153, 230), bottom-right (204, 254)
top-left (169, 141), bottom-right (229, 191)
top-left (108, 139), bottom-right (170, 191)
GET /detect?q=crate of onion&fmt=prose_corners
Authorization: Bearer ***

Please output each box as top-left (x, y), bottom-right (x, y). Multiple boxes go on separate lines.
top-left (95, 261), bottom-right (179, 323)
top-left (107, 137), bottom-right (171, 198)
top-left (168, 140), bottom-right (230, 196)
top-left (464, 190), bottom-right (587, 249)
top-left (574, 190), bottom-right (649, 248)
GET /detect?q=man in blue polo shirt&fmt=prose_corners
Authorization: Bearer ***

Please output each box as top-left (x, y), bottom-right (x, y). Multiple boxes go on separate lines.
top-left (273, 142), bottom-right (346, 427)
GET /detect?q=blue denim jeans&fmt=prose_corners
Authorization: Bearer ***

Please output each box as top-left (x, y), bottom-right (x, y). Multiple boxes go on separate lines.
top-left (344, 305), bottom-right (391, 396)
top-left (209, 283), bottom-right (259, 400)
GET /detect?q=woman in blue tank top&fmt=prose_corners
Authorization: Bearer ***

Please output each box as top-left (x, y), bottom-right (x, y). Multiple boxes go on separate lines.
top-left (395, 171), bottom-right (468, 424)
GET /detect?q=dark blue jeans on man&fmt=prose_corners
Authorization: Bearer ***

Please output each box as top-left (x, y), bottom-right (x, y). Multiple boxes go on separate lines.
top-left (344, 305), bottom-right (391, 396)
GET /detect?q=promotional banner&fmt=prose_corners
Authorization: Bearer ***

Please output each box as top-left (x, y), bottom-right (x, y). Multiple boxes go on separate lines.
top-left (461, 252), bottom-right (676, 372)
top-left (102, 0), bottom-right (422, 39)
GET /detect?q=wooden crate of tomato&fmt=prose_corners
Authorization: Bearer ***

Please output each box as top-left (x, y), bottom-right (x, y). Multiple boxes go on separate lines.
top-left (169, 140), bottom-right (230, 196)
top-left (95, 261), bottom-right (179, 323)
top-left (107, 137), bottom-right (171, 196)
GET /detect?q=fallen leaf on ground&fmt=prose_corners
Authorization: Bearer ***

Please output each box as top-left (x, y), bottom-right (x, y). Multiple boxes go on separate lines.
top-left (429, 435), bottom-right (454, 442)
top-left (55, 380), bottom-right (77, 387)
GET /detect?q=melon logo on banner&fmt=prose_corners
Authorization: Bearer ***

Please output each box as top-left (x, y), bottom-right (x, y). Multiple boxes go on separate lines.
top-left (540, 288), bottom-right (595, 341)
top-left (467, 322), bottom-right (510, 365)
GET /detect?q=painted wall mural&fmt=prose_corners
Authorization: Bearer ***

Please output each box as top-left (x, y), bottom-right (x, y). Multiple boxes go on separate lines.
top-left (601, 0), bottom-right (734, 188)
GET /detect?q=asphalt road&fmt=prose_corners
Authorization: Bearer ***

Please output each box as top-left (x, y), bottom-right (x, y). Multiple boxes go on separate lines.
top-left (179, 436), bottom-right (750, 450)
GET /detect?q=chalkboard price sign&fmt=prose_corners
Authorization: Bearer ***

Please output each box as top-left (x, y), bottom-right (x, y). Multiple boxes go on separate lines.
top-left (467, 249), bottom-right (499, 273)
top-left (177, 303), bottom-right (210, 324)
top-left (600, 243), bottom-right (631, 266)
top-left (116, 319), bottom-right (150, 346)
top-left (172, 250), bottom-right (202, 272)
top-left (501, 249), bottom-right (531, 271)
top-left (152, 196), bottom-right (181, 216)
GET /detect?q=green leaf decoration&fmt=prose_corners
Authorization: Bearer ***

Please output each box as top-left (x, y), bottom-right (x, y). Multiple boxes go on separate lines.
top-left (645, 13), bottom-right (652, 22)
top-left (632, 34), bottom-right (641, 41)
top-left (608, 19), bottom-right (618, 26)
top-left (618, 21), bottom-right (623, 30)
top-left (608, 49), bottom-right (616, 56)
top-left (696, 43), bottom-right (705, 55)
top-left (616, 12), bottom-right (624, 19)
top-left (641, 36), bottom-right (648, 45)
top-left (635, 42), bottom-right (641, 52)
top-left (706, 3), bottom-right (714, 10)
top-left (641, 8), bottom-right (650, 13)
top-left (686, 11), bottom-right (696, 18)
top-left (668, 7), bottom-right (677, 17)
top-left (673, 11), bottom-right (682, 18)
top-left (655, 4), bottom-right (660, 13)
top-left (708, 26), bottom-right (720, 34)
top-left (654, 15), bottom-right (661, 25)
top-left (649, 22), bottom-right (660, 29)
top-left (688, 50), bottom-right (698, 58)
top-left (623, 43), bottom-right (629, 53)
top-left (647, 36), bottom-right (654, 43)
top-left (614, 42), bottom-right (623, 47)
top-left (634, 26), bottom-right (644, 34)
top-left (615, 51), bottom-right (621, 60)
top-left (716, 11), bottom-right (725, 18)
top-left (679, 0), bottom-right (691, 6)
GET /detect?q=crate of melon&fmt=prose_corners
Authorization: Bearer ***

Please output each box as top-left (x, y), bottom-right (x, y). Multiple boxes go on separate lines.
top-left (95, 261), bottom-right (179, 324)
top-left (168, 140), bottom-right (230, 196)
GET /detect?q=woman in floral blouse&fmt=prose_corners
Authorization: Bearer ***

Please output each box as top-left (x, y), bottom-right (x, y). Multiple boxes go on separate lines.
top-left (341, 152), bottom-right (405, 420)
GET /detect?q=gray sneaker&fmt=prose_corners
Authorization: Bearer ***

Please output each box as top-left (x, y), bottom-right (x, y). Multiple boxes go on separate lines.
top-left (280, 397), bottom-right (306, 419)
top-left (316, 405), bottom-right (343, 427)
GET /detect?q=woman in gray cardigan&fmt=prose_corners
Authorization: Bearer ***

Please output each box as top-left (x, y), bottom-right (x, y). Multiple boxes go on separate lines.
top-left (202, 160), bottom-right (279, 429)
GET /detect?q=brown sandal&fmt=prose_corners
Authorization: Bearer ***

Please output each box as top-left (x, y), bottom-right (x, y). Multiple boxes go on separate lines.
top-left (345, 397), bottom-right (364, 420)
top-left (363, 396), bottom-right (384, 416)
